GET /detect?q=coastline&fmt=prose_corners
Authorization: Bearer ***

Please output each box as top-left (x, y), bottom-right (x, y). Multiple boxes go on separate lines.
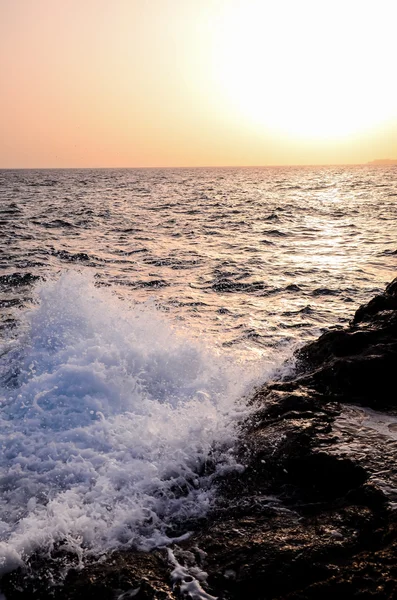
top-left (1, 276), bottom-right (397, 599)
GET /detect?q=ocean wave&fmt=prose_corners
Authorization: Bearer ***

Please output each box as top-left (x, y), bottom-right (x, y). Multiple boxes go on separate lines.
top-left (262, 229), bottom-right (288, 237)
top-left (0, 273), bottom-right (40, 288)
top-left (0, 272), bottom-right (264, 574)
top-left (311, 288), bottom-right (341, 297)
top-left (50, 250), bottom-right (91, 263)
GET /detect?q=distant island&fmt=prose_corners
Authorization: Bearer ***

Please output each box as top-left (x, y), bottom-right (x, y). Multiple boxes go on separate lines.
top-left (368, 158), bottom-right (397, 165)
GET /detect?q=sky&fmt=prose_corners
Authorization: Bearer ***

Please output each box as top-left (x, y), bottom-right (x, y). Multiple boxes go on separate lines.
top-left (1, 0), bottom-right (397, 168)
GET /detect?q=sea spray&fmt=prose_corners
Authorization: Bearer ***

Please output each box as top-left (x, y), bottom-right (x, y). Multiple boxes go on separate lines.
top-left (0, 272), bottom-right (277, 574)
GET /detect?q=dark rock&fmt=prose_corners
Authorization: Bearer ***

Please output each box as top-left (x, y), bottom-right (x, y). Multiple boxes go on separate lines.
top-left (2, 277), bottom-right (397, 599)
top-left (1, 551), bottom-right (175, 600)
top-left (353, 278), bottom-right (397, 325)
top-left (294, 277), bottom-right (397, 409)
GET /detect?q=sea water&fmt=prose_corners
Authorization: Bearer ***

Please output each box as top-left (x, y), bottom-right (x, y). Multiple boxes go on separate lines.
top-left (0, 166), bottom-right (396, 571)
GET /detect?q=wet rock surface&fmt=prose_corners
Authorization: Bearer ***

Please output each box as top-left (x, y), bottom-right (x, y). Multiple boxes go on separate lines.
top-left (293, 276), bottom-right (397, 409)
top-left (2, 278), bottom-right (397, 599)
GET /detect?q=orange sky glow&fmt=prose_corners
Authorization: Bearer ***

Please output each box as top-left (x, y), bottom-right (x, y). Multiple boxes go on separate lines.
top-left (1, 0), bottom-right (397, 168)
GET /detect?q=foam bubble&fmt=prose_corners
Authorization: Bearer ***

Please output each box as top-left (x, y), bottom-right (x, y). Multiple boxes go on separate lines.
top-left (0, 272), bottom-right (268, 574)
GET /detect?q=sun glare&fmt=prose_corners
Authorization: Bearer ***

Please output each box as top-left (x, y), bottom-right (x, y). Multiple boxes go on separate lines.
top-left (212, 0), bottom-right (397, 141)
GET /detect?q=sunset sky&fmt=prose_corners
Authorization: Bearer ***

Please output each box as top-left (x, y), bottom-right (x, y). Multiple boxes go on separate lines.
top-left (1, 0), bottom-right (397, 168)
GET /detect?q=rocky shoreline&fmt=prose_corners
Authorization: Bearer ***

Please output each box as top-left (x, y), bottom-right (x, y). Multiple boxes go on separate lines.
top-left (2, 278), bottom-right (397, 599)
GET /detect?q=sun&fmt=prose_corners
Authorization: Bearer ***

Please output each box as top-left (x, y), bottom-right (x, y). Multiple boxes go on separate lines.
top-left (212, 0), bottom-right (397, 141)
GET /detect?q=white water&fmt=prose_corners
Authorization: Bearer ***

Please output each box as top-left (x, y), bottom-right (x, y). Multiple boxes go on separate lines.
top-left (0, 273), bottom-right (277, 574)
top-left (168, 548), bottom-right (217, 600)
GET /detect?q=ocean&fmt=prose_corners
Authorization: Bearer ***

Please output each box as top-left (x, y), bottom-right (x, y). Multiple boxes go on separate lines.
top-left (0, 165), bottom-right (395, 573)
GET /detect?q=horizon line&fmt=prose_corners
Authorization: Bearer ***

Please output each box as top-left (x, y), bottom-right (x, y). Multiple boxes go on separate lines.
top-left (0, 162), bottom-right (379, 170)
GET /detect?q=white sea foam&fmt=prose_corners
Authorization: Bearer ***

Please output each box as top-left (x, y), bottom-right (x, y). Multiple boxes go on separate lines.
top-left (0, 272), bottom-right (273, 574)
top-left (168, 548), bottom-right (217, 600)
